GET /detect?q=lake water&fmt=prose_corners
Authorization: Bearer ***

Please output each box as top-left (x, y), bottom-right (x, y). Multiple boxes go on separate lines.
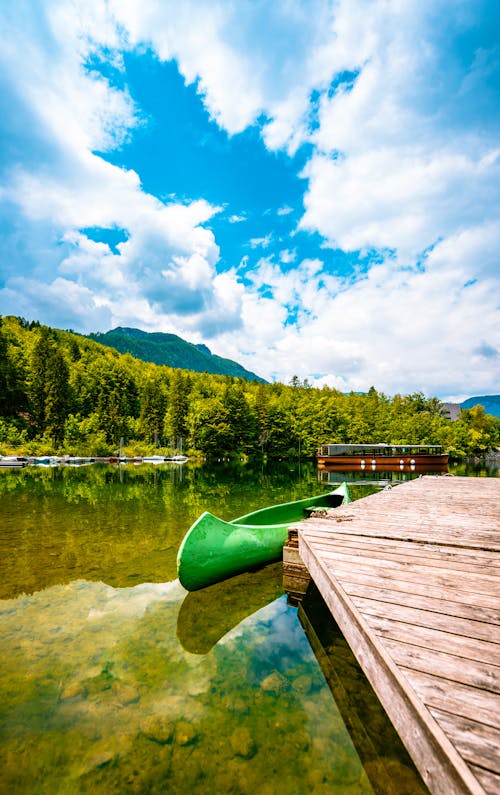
top-left (1, 459), bottom-right (492, 794)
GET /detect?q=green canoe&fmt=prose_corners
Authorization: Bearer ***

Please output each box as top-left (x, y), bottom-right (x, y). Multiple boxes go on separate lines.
top-left (177, 482), bottom-right (350, 591)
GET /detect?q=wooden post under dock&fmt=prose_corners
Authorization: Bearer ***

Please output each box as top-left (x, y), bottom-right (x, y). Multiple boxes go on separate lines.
top-left (291, 475), bottom-right (500, 795)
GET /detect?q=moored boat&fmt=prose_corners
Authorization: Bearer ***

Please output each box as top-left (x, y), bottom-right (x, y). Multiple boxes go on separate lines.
top-left (317, 443), bottom-right (448, 470)
top-left (177, 482), bottom-right (350, 591)
top-left (0, 456), bottom-right (29, 468)
top-left (63, 456), bottom-right (95, 466)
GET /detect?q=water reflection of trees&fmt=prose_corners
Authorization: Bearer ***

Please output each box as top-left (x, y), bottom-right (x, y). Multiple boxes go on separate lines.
top-left (0, 461), bottom-right (324, 600)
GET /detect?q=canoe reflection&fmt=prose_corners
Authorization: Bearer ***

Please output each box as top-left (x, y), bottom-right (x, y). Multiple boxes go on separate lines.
top-left (176, 561), bottom-right (284, 654)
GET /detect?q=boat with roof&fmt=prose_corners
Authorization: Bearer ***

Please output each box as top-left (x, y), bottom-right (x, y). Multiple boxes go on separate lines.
top-left (317, 443), bottom-right (448, 470)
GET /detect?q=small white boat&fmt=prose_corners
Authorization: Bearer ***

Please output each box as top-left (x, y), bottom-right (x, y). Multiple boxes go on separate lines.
top-left (168, 455), bottom-right (189, 463)
top-left (143, 455), bottom-right (167, 464)
top-left (0, 456), bottom-right (29, 468)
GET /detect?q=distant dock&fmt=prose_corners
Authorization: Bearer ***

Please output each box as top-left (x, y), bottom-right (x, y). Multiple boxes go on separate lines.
top-left (296, 476), bottom-right (500, 795)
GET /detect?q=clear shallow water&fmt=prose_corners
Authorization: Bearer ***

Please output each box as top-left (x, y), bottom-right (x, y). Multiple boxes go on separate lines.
top-left (0, 462), bottom-right (434, 793)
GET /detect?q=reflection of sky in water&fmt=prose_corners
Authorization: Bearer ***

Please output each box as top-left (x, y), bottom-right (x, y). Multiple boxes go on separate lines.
top-left (0, 578), bottom-right (378, 794)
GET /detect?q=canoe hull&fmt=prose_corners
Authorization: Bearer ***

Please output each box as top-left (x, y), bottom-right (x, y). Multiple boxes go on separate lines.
top-left (177, 483), bottom-right (350, 591)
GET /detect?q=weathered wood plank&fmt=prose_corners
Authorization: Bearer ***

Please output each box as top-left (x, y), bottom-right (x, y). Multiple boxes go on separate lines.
top-left (305, 521), bottom-right (498, 544)
top-left (325, 566), bottom-right (499, 611)
top-left (301, 533), bottom-right (500, 571)
top-left (302, 518), bottom-right (500, 550)
top-left (382, 639), bottom-right (500, 694)
top-left (350, 596), bottom-right (500, 644)
top-left (428, 708), bottom-right (500, 777)
top-left (337, 571), bottom-right (500, 612)
top-left (311, 544), bottom-right (500, 589)
top-left (320, 518), bottom-right (499, 533)
top-left (319, 553), bottom-right (499, 597)
top-left (342, 580), bottom-right (500, 625)
top-left (469, 765), bottom-right (500, 795)
top-left (362, 613), bottom-right (499, 666)
top-left (405, 668), bottom-right (500, 729)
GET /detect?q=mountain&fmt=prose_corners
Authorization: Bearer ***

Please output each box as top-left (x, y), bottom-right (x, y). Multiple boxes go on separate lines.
top-left (460, 395), bottom-right (500, 418)
top-left (88, 327), bottom-right (266, 382)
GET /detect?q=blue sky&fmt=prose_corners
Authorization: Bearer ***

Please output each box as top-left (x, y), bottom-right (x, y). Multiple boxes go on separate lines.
top-left (0, 0), bottom-right (499, 400)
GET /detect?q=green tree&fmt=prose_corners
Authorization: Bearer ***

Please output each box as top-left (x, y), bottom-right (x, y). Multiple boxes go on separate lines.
top-left (453, 405), bottom-right (500, 455)
top-left (255, 383), bottom-right (271, 454)
top-left (0, 318), bottom-right (25, 416)
top-left (139, 372), bottom-right (168, 444)
top-left (266, 398), bottom-right (294, 458)
top-left (192, 396), bottom-right (233, 457)
top-left (45, 348), bottom-right (72, 444)
top-left (223, 383), bottom-right (256, 454)
top-left (95, 363), bottom-right (139, 445)
top-left (164, 370), bottom-right (190, 443)
top-left (28, 328), bottom-right (73, 443)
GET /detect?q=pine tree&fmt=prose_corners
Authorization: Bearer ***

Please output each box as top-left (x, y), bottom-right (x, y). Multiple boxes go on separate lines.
top-left (29, 328), bottom-right (53, 434)
top-left (164, 370), bottom-right (190, 442)
top-left (0, 319), bottom-right (21, 416)
top-left (28, 328), bottom-right (73, 442)
top-left (140, 373), bottom-right (168, 444)
top-left (45, 349), bottom-right (72, 444)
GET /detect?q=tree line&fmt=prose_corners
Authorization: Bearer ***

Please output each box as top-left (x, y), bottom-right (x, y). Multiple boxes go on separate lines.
top-left (0, 315), bottom-right (498, 458)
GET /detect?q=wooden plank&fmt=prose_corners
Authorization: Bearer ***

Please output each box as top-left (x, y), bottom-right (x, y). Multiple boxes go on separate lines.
top-left (429, 708), bottom-right (500, 777)
top-left (306, 510), bottom-right (500, 531)
top-left (305, 498), bottom-right (500, 522)
top-left (342, 580), bottom-right (500, 625)
top-left (319, 553), bottom-right (499, 598)
top-left (302, 519), bottom-right (500, 550)
top-left (323, 491), bottom-right (500, 513)
top-left (309, 544), bottom-right (500, 590)
top-left (301, 533), bottom-right (500, 571)
top-left (382, 639), bottom-right (500, 694)
top-left (405, 669), bottom-right (500, 729)
top-left (336, 571), bottom-right (500, 613)
top-left (470, 765), bottom-right (500, 795)
top-left (363, 613), bottom-right (499, 666)
top-left (326, 501), bottom-right (500, 520)
top-left (323, 562), bottom-right (499, 608)
top-left (350, 596), bottom-right (500, 645)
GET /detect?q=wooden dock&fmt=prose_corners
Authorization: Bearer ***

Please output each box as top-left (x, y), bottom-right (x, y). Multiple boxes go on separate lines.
top-left (297, 476), bottom-right (500, 795)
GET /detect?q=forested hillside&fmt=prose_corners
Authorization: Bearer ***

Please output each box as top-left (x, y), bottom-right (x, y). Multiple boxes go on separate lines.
top-left (88, 327), bottom-right (265, 381)
top-left (1, 316), bottom-right (499, 458)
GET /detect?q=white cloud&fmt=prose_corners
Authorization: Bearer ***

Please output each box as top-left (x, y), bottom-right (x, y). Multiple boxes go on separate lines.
top-left (296, 1), bottom-right (500, 264)
top-left (279, 249), bottom-right (296, 264)
top-left (249, 234), bottom-right (273, 249)
top-left (0, 276), bottom-right (113, 331)
top-left (300, 147), bottom-right (500, 257)
top-left (107, 0), bottom-right (345, 150)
